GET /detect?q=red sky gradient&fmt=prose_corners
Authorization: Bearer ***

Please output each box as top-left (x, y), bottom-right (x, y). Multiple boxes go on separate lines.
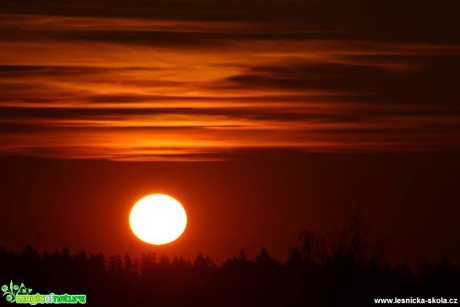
top-left (1, 152), bottom-right (459, 265)
top-left (0, 0), bottom-right (459, 266)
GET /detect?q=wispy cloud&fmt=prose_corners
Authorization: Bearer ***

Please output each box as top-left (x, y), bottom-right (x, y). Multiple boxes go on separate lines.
top-left (0, 1), bottom-right (459, 160)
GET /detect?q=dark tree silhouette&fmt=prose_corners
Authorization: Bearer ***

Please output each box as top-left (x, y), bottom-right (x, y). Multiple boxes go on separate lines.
top-left (1, 217), bottom-right (458, 306)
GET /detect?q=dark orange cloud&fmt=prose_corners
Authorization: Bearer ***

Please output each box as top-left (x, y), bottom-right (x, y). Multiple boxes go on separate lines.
top-left (0, 1), bottom-right (459, 160)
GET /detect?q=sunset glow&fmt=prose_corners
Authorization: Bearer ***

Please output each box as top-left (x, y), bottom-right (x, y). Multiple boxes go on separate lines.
top-left (1, 10), bottom-right (459, 161)
top-left (129, 194), bottom-right (187, 245)
top-left (1, 2), bottom-right (459, 304)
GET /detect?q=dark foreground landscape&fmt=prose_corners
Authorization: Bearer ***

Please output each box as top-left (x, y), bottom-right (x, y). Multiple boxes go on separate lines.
top-left (1, 217), bottom-right (458, 307)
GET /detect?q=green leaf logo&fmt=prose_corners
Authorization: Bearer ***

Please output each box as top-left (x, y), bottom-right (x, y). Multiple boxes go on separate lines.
top-left (2, 280), bottom-right (33, 303)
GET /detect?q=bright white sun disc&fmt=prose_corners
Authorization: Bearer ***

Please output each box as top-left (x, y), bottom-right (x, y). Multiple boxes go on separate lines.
top-left (129, 194), bottom-right (187, 245)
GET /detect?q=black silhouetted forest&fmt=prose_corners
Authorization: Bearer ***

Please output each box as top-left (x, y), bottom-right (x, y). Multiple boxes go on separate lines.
top-left (1, 216), bottom-right (458, 306)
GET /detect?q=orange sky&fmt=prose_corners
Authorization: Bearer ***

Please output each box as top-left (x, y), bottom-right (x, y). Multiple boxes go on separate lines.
top-left (1, 0), bottom-right (460, 266)
top-left (1, 5), bottom-right (459, 160)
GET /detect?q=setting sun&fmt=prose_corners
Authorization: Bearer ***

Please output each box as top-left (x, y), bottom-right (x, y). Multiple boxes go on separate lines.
top-left (129, 194), bottom-right (187, 245)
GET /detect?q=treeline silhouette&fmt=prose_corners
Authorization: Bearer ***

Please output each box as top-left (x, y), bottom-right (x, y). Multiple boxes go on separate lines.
top-left (1, 216), bottom-right (458, 306)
